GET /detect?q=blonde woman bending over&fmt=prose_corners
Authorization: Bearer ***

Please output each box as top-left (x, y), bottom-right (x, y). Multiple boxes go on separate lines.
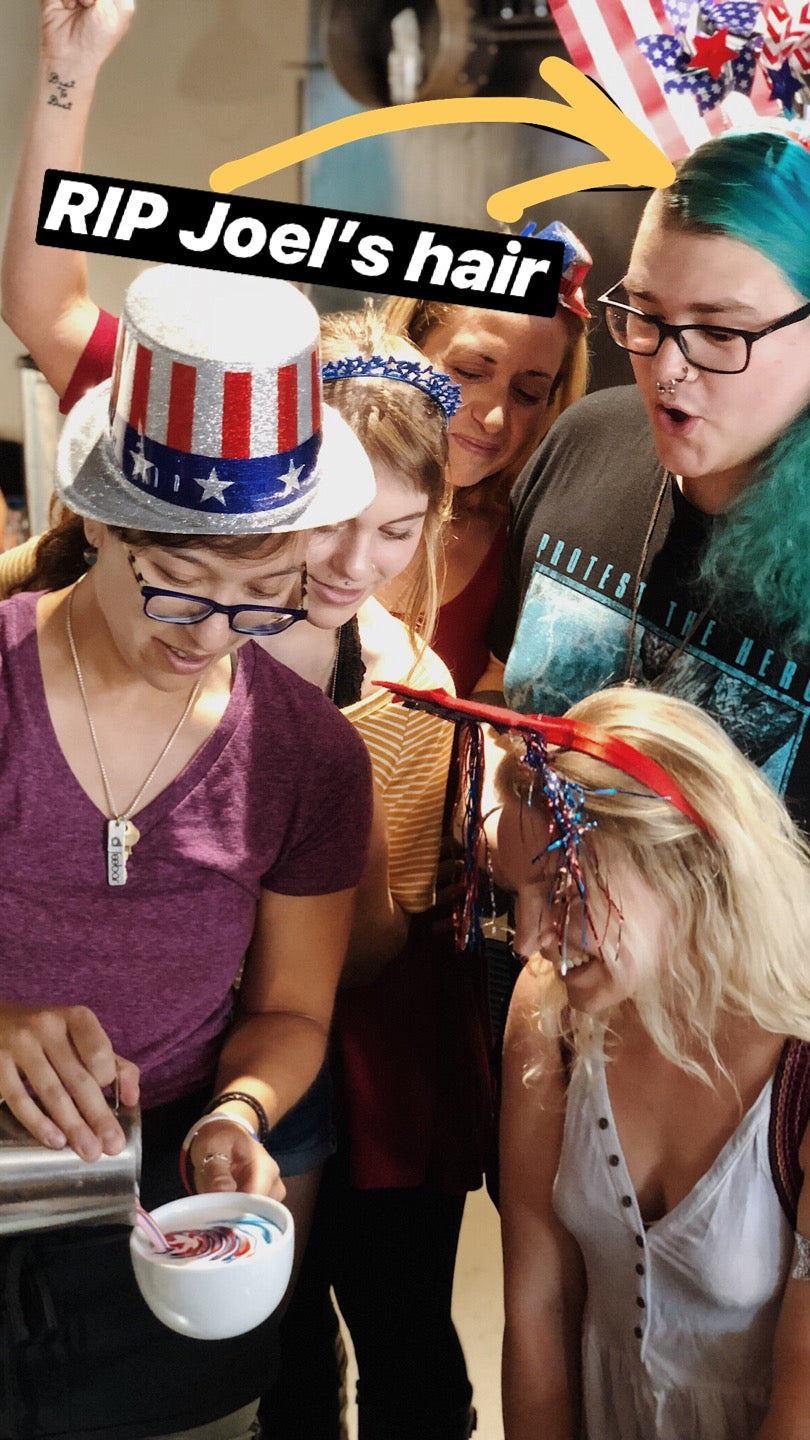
top-left (491, 686), bottom-right (810, 1440)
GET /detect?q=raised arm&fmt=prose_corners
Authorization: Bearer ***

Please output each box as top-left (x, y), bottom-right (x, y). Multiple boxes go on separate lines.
top-left (755, 1117), bottom-right (810, 1440)
top-left (500, 964), bottom-right (585, 1440)
top-left (1, 0), bottom-right (133, 395)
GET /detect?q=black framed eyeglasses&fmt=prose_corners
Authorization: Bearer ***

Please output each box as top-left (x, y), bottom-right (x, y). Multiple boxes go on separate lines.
top-left (128, 551), bottom-right (308, 635)
top-left (598, 281), bottom-right (810, 375)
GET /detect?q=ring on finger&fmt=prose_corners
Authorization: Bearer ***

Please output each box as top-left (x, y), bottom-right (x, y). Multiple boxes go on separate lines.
top-left (199, 1151), bottom-right (231, 1167)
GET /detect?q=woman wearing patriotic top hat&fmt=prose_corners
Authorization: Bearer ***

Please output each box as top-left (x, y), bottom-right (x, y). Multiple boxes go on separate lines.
top-left (0, 248), bottom-right (375, 1436)
top-left (1, 7), bottom-right (461, 1434)
top-left (2, 0), bottom-right (592, 711)
top-left (1, 3), bottom-right (591, 1435)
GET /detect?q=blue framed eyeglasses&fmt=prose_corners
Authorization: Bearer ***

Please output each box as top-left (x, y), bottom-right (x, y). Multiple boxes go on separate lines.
top-left (128, 551), bottom-right (308, 635)
top-left (598, 281), bottom-right (810, 375)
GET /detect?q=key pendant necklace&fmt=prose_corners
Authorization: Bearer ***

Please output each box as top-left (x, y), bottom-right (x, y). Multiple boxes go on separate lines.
top-left (66, 583), bottom-right (203, 886)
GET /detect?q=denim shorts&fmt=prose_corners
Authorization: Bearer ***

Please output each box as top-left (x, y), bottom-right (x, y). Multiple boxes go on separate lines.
top-left (265, 1063), bottom-right (336, 1178)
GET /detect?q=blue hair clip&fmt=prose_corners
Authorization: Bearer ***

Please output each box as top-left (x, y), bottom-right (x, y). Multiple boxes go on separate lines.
top-left (321, 354), bottom-right (461, 422)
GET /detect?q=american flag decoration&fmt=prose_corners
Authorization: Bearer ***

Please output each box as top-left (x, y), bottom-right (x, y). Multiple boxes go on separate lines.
top-left (759, 2), bottom-right (810, 116)
top-left (107, 274), bottom-right (323, 523)
top-left (636, 1), bottom-right (762, 114)
top-left (548, 0), bottom-right (779, 159)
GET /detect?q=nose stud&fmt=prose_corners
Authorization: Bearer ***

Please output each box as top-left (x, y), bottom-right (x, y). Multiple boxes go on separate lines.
top-left (656, 364), bottom-right (689, 397)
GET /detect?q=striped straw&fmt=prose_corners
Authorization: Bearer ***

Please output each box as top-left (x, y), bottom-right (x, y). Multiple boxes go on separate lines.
top-left (134, 1200), bottom-right (175, 1255)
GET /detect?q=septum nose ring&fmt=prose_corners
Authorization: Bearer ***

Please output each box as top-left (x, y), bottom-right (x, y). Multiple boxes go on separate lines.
top-left (656, 364), bottom-right (689, 397)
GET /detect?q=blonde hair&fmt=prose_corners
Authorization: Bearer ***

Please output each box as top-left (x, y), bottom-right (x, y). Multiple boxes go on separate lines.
top-left (497, 685), bottom-right (810, 1085)
top-left (381, 295), bottom-right (589, 522)
top-left (320, 305), bottom-right (452, 644)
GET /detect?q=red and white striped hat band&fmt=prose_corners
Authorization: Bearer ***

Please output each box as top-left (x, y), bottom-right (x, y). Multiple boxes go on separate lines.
top-left (54, 266), bottom-right (377, 534)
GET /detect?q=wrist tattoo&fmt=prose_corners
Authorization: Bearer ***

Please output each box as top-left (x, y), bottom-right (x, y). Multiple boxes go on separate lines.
top-left (792, 1233), bottom-right (810, 1281)
top-left (47, 72), bottom-right (76, 111)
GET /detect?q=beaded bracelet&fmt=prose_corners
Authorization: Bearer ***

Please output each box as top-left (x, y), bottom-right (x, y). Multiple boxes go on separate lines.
top-left (179, 1111), bottom-right (260, 1195)
top-left (202, 1090), bottom-right (270, 1145)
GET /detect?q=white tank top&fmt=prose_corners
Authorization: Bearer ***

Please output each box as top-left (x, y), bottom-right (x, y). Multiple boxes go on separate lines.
top-left (553, 1053), bottom-right (793, 1439)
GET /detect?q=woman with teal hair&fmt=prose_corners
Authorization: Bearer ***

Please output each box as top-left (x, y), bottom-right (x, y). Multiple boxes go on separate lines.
top-left (656, 130), bottom-right (810, 656)
top-left (491, 128), bottom-right (810, 833)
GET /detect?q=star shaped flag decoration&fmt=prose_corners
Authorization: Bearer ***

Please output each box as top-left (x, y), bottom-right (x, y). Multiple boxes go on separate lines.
top-left (688, 26), bottom-right (739, 75)
top-left (637, 0), bottom-right (763, 112)
top-left (547, 0), bottom-right (799, 162)
top-left (766, 55), bottom-right (805, 105)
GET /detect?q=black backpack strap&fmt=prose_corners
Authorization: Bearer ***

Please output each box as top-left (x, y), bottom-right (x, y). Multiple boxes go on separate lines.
top-left (768, 1037), bottom-right (810, 1230)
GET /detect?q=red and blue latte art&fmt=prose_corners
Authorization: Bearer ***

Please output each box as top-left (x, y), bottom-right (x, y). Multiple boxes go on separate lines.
top-left (163, 1214), bottom-right (279, 1262)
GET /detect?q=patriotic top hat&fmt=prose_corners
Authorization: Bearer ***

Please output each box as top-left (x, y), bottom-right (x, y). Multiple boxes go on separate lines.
top-left (56, 265), bottom-right (376, 533)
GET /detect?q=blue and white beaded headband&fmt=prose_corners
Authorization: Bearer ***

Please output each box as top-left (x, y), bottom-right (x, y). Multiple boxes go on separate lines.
top-left (321, 354), bottom-right (462, 422)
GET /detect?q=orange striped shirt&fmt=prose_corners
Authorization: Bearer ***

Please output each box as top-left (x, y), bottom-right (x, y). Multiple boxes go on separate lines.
top-left (346, 643), bottom-right (454, 914)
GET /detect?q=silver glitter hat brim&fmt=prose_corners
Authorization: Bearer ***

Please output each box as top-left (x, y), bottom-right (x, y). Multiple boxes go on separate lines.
top-left (55, 380), bottom-right (376, 534)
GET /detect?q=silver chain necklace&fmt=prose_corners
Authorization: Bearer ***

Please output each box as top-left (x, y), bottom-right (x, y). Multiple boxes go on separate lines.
top-left (66, 582), bottom-right (203, 886)
top-left (329, 625), bottom-right (342, 702)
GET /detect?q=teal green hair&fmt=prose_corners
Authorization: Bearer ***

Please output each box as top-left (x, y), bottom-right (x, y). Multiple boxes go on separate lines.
top-left (659, 130), bottom-right (810, 298)
top-left (658, 131), bottom-right (810, 655)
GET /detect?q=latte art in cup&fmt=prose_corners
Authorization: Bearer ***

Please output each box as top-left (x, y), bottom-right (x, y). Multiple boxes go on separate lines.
top-left (163, 1214), bottom-right (280, 1262)
top-left (130, 1193), bottom-right (295, 1338)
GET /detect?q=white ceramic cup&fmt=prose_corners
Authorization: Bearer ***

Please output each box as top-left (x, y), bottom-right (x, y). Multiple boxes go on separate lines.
top-left (129, 1192), bottom-right (294, 1339)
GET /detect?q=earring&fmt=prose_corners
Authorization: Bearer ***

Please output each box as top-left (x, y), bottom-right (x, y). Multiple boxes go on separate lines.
top-left (83, 545), bottom-right (98, 568)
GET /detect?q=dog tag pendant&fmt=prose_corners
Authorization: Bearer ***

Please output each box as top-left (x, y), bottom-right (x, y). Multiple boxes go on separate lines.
top-left (107, 818), bottom-right (128, 886)
top-left (106, 818), bottom-right (137, 886)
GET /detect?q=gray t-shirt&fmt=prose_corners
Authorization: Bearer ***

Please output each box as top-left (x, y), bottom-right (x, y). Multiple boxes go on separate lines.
top-left (490, 386), bottom-right (810, 831)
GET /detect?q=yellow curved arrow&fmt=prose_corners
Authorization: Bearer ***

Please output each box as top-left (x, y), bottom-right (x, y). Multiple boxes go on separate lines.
top-left (209, 57), bottom-right (674, 222)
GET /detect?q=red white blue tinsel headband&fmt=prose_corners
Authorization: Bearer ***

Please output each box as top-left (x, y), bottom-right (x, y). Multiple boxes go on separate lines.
top-left (381, 684), bottom-right (711, 952)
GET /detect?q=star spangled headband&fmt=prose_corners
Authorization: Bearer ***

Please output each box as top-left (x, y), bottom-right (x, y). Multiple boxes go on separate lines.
top-left (321, 355), bottom-right (462, 422)
top-left (635, 0), bottom-right (810, 126)
top-left (379, 683), bottom-right (712, 951)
